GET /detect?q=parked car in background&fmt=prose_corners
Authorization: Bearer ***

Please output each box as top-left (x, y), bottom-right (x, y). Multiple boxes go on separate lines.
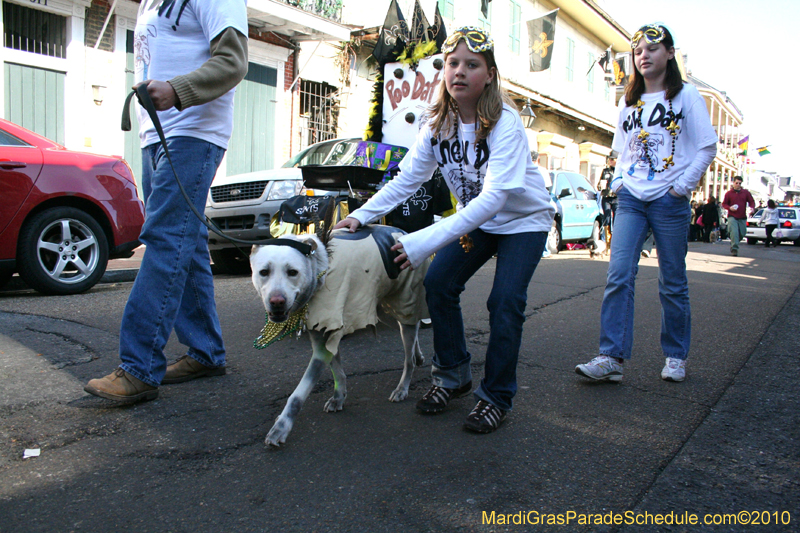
top-left (545, 170), bottom-right (603, 254)
top-left (0, 119), bottom-right (144, 295)
top-left (205, 138), bottom-right (358, 274)
top-left (746, 207), bottom-right (800, 245)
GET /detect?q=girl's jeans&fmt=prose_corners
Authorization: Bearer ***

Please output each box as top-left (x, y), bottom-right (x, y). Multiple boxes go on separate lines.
top-left (119, 137), bottom-right (227, 387)
top-left (424, 229), bottom-right (547, 411)
top-left (599, 187), bottom-right (692, 361)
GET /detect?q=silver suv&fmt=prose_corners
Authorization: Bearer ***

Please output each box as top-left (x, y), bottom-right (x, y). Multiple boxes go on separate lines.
top-left (205, 138), bottom-right (359, 273)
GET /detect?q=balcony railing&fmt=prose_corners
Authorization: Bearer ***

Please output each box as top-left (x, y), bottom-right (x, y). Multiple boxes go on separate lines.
top-left (279, 0), bottom-right (343, 23)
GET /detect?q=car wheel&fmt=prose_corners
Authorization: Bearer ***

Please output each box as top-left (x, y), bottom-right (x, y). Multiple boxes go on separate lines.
top-left (17, 207), bottom-right (109, 295)
top-left (746, 238), bottom-right (757, 245)
top-left (589, 220), bottom-right (601, 246)
top-left (794, 238), bottom-right (800, 247)
top-left (546, 220), bottom-right (561, 255)
top-left (210, 248), bottom-right (252, 275)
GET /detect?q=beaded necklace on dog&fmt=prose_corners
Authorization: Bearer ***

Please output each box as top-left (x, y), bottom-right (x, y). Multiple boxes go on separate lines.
top-left (452, 123), bottom-right (483, 252)
top-left (253, 270), bottom-right (327, 349)
top-left (627, 98), bottom-right (680, 180)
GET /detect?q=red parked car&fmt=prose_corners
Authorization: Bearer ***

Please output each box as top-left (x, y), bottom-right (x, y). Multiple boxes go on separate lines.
top-left (0, 119), bottom-right (144, 295)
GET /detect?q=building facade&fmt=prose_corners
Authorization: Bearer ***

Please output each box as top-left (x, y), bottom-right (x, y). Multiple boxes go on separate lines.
top-left (5, 0), bottom-right (762, 201)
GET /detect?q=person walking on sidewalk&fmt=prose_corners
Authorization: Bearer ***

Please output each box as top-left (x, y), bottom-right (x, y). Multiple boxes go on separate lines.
top-left (575, 23), bottom-right (716, 384)
top-left (334, 27), bottom-right (554, 433)
top-left (721, 176), bottom-right (755, 256)
top-left (85, 0), bottom-right (248, 403)
top-left (701, 196), bottom-right (720, 243)
top-left (760, 199), bottom-right (780, 248)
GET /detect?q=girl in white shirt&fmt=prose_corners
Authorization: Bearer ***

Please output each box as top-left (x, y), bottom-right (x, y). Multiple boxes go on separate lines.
top-left (334, 27), bottom-right (554, 433)
top-left (760, 200), bottom-right (780, 247)
top-left (575, 24), bottom-right (717, 384)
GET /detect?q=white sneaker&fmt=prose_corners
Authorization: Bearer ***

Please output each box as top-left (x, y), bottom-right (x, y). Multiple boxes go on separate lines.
top-left (661, 357), bottom-right (686, 382)
top-left (575, 355), bottom-right (624, 382)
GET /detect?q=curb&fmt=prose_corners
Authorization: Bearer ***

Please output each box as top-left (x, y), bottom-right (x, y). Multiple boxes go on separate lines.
top-left (2, 269), bottom-right (138, 293)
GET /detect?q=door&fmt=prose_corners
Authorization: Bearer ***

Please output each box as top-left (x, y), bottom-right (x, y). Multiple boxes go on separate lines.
top-left (566, 172), bottom-right (600, 238)
top-left (553, 172), bottom-right (581, 241)
top-left (123, 30), bottom-right (143, 198)
top-left (227, 62), bottom-right (278, 176)
top-left (4, 63), bottom-right (65, 144)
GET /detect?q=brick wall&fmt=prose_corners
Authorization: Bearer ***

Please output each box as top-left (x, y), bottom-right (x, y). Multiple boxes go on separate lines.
top-left (84, 0), bottom-right (115, 52)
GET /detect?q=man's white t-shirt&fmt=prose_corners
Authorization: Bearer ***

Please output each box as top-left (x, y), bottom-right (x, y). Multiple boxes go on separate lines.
top-left (611, 84), bottom-right (717, 201)
top-left (134, 0), bottom-right (248, 149)
top-left (349, 104), bottom-right (555, 267)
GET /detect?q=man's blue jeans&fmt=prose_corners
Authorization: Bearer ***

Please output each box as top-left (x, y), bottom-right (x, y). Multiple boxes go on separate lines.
top-left (119, 137), bottom-right (227, 386)
top-left (600, 187), bottom-right (691, 361)
top-left (424, 229), bottom-right (547, 411)
top-left (728, 217), bottom-right (746, 252)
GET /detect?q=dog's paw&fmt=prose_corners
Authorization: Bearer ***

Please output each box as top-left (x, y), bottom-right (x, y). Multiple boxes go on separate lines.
top-left (323, 395), bottom-right (345, 412)
top-left (388, 387), bottom-right (408, 402)
top-left (415, 353), bottom-right (425, 366)
top-left (265, 418), bottom-right (292, 446)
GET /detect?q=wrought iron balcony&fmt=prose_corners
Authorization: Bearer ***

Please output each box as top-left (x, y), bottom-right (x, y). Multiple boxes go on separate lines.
top-left (279, 0), bottom-right (343, 23)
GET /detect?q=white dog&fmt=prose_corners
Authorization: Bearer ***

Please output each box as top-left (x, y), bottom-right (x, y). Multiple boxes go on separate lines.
top-left (251, 225), bottom-right (430, 446)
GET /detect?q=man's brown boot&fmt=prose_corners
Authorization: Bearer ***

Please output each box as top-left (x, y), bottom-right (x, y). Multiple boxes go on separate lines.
top-left (162, 355), bottom-right (226, 384)
top-left (85, 368), bottom-right (158, 403)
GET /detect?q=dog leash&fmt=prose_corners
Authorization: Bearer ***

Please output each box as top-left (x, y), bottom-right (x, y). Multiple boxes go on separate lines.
top-left (121, 84), bottom-right (313, 256)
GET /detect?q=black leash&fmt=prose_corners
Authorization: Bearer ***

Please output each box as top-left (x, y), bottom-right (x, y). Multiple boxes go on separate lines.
top-left (121, 84), bottom-right (313, 256)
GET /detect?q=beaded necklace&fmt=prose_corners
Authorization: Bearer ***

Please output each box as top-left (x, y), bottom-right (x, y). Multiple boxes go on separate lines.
top-left (452, 122), bottom-right (483, 252)
top-left (627, 98), bottom-right (680, 180)
top-left (452, 124), bottom-right (483, 205)
top-left (253, 270), bottom-right (327, 348)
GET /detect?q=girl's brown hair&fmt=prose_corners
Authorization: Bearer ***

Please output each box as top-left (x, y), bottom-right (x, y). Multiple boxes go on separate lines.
top-left (427, 47), bottom-right (514, 141)
top-left (624, 24), bottom-right (683, 107)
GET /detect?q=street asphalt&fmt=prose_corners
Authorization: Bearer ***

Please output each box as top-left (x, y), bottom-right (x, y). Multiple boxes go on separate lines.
top-left (0, 240), bottom-right (797, 532)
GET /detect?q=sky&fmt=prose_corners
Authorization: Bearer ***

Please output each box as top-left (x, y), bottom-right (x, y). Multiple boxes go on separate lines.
top-left (603, 0), bottom-right (797, 177)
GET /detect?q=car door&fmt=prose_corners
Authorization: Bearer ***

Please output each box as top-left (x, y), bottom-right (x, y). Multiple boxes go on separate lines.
top-left (0, 127), bottom-right (44, 235)
top-left (552, 172), bottom-right (583, 240)
top-left (566, 172), bottom-right (600, 238)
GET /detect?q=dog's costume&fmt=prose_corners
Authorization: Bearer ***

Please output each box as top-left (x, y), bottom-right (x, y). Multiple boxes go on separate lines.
top-left (307, 225), bottom-right (430, 354)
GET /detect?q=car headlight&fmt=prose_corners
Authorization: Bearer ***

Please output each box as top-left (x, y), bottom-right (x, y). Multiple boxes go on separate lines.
top-left (266, 180), bottom-right (303, 201)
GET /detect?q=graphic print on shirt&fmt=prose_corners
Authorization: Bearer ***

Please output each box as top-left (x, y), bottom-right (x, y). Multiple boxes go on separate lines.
top-left (431, 136), bottom-right (489, 205)
top-left (134, 26), bottom-right (156, 81)
top-left (139, 0), bottom-right (192, 31)
top-left (621, 102), bottom-right (684, 181)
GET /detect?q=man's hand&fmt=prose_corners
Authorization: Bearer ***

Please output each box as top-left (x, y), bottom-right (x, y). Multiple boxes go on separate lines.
top-left (391, 242), bottom-right (413, 271)
top-left (332, 217), bottom-right (361, 232)
top-left (134, 80), bottom-right (178, 111)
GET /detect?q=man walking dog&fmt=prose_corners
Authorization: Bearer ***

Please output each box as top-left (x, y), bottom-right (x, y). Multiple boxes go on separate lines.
top-left (85, 0), bottom-right (248, 402)
top-left (721, 176), bottom-right (755, 257)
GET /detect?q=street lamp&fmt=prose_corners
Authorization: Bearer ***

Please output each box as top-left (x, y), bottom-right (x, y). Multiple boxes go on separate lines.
top-left (520, 99), bottom-right (536, 129)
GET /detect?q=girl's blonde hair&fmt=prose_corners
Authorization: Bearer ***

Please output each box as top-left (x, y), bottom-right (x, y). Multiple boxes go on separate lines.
top-left (427, 47), bottom-right (515, 141)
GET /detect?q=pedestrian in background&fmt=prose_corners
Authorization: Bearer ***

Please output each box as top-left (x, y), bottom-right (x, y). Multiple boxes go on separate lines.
top-left (689, 200), bottom-right (699, 241)
top-left (575, 23), bottom-right (716, 384)
top-left (760, 199), bottom-right (780, 248)
top-left (85, 0), bottom-right (249, 403)
top-left (701, 196), bottom-right (720, 243)
top-left (721, 175), bottom-right (755, 256)
top-left (335, 26), bottom-right (555, 433)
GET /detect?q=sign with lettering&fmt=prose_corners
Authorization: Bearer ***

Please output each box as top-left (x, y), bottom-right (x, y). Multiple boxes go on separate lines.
top-left (382, 54), bottom-right (443, 148)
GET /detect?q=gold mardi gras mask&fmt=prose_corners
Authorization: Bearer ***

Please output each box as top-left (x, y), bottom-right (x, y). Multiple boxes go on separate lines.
top-left (630, 25), bottom-right (666, 49)
top-left (441, 26), bottom-right (494, 55)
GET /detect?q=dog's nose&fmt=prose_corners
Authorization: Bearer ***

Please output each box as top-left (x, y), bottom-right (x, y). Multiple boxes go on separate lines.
top-left (269, 294), bottom-right (286, 309)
